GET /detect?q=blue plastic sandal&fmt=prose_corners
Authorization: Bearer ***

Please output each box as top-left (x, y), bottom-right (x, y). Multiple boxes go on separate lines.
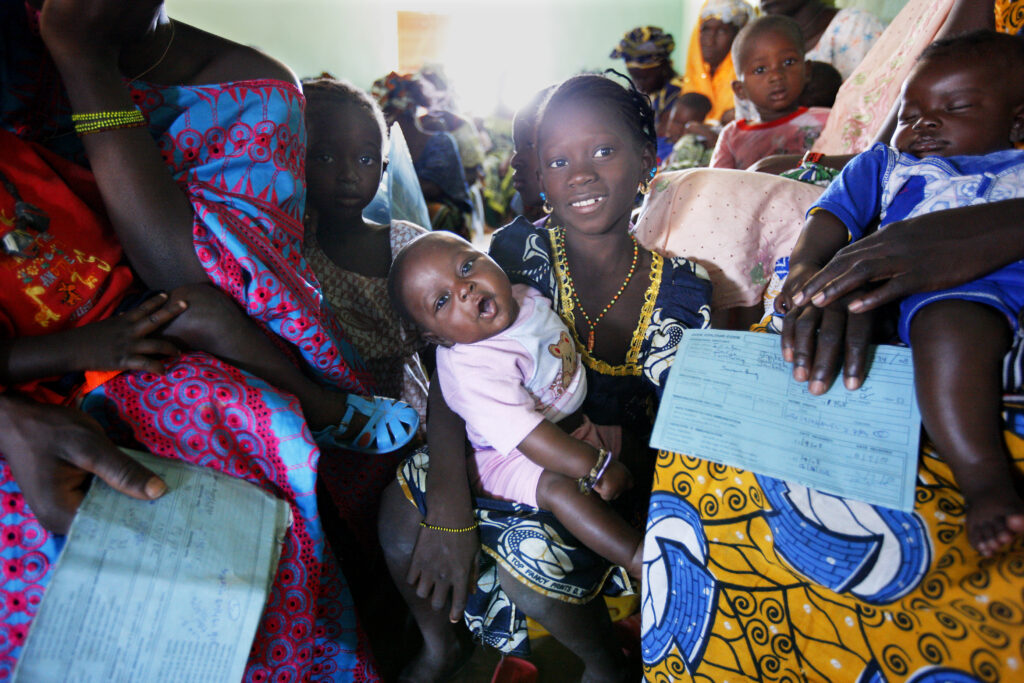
top-left (315, 394), bottom-right (419, 455)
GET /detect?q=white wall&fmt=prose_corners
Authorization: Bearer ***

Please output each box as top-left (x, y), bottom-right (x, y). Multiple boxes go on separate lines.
top-left (168, 0), bottom-right (703, 115)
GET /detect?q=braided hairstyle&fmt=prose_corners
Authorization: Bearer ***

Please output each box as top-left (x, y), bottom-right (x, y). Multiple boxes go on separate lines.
top-left (302, 75), bottom-right (389, 156)
top-left (535, 71), bottom-right (658, 183)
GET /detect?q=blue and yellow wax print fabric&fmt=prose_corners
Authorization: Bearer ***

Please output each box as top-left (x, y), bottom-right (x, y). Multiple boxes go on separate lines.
top-left (642, 346), bottom-right (1024, 680)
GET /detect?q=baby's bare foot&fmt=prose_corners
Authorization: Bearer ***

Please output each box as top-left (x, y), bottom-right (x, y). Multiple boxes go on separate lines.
top-left (964, 487), bottom-right (1024, 557)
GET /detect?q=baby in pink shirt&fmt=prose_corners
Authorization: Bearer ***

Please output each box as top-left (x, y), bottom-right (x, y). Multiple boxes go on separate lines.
top-left (388, 231), bottom-right (644, 579)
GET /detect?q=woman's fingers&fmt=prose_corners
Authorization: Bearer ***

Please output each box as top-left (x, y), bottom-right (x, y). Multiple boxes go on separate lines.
top-left (127, 295), bottom-right (188, 333)
top-left (806, 306), bottom-right (846, 395)
top-left (842, 309), bottom-right (875, 390)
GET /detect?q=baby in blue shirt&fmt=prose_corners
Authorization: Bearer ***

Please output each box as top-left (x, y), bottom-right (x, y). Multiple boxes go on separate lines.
top-left (781, 30), bottom-right (1024, 556)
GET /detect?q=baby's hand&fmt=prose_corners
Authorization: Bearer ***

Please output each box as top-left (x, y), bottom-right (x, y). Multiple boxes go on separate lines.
top-left (594, 460), bottom-right (633, 502)
top-left (74, 293), bottom-right (186, 374)
top-left (775, 260), bottom-right (821, 316)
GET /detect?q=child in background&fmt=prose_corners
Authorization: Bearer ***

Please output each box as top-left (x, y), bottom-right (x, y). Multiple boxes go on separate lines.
top-left (509, 86), bottom-right (554, 223)
top-left (710, 15), bottom-right (830, 169)
top-left (778, 31), bottom-right (1024, 556)
top-left (799, 60), bottom-right (843, 109)
top-left (661, 92), bottom-right (716, 170)
top-left (302, 77), bottom-right (430, 426)
top-left (388, 231), bottom-right (643, 579)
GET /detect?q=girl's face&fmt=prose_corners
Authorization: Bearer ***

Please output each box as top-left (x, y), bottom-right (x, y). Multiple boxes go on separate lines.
top-left (538, 99), bottom-right (654, 237)
top-left (306, 101), bottom-right (384, 216)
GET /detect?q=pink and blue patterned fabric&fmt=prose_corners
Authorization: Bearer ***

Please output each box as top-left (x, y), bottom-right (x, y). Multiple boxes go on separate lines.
top-left (1, 3), bottom-right (381, 679)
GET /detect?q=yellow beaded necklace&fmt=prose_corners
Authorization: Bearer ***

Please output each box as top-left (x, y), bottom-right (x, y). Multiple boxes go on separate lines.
top-left (551, 226), bottom-right (639, 353)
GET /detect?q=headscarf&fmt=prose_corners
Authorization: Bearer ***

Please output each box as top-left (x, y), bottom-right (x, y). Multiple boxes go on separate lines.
top-left (371, 72), bottom-right (423, 115)
top-left (681, 0), bottom-right (756, 121)
top-left (699, 0), bottom-right (755, 27)
top-left (610, 26), bottom-right (676, 67)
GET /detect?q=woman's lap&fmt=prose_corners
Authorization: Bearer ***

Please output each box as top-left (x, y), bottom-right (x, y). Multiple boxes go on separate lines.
top-left (396, 448), bottom-right (633, 657)
top-left (0, 353), bottom-right (377, 682)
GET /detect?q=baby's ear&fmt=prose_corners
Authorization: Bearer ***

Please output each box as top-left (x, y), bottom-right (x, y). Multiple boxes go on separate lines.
top-left (422, 330), bottom-right (453, 348)
top-left (381, 158), bottom-right (390, 174)
top-left (731, 79), bottom-right (747, 101)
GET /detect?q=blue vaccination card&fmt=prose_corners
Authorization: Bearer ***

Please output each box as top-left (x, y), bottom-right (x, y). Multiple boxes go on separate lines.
top-left (650, 330), bottom-right (921, 511)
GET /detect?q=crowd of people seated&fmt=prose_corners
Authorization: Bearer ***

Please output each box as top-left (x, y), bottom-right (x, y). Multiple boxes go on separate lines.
top-left (2, 0), bottom-right (1024, 682)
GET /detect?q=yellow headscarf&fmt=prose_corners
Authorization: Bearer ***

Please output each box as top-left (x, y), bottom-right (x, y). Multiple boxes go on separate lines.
top-left (681, 0), bottom-right (755, 121)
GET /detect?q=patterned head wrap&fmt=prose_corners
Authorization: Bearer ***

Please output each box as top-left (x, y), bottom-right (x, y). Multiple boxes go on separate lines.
top-left (699, 0), bottom-right (755, 28)
top-left (371, 72), bottom-right (424, 114)
top-left (610, 26), bottom-right (675, 67)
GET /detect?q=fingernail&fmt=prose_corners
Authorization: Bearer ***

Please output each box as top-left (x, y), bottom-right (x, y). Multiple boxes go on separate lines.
top-left (809, 381), bottom-right (825, 395)
top-left (811, 293), bottom-right (825, 306)
top-left (782, 348), bottom-right (793, 362)
top-left (848, 300), bottom-right (863, 313)
top-left (791, 292), bottom-right (805, 306)
top-left (145, 476), bottom-right (167, 499)
top-left (845, 376), bottom-right (860, 391)
top-left (793, 367), bottom-right (808, 382)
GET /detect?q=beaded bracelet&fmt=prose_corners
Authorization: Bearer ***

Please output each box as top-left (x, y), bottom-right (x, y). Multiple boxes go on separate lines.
top-left (577, 448), bottom-right (611, 495)
top-left (419, 520), bottom-right (479, 533)
top-left (71, 108), bottom-right (147, 137)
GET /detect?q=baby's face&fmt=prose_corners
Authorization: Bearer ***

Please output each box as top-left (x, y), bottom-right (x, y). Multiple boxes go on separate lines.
top-left (893, 58), bottom-right (1021, 157)
top-left (400, 233), bottom-right (518, 346)
top-left (734, 30), bottom-right (808, 121)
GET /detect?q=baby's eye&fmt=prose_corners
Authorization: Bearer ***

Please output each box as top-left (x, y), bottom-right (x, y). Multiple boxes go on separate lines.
top-left (594, 147), bottom-right (614, 158)
top-left (314, 153), bottom-right (334, 163)
top-left (753, 66), bottom-right (766, 75)
top-left (435, 293), bottom-right (449, 312)
top-left (359, 155), bottom-right (375, 166)
top-left (783, 58), bottom-right (797, 67)
top-left (947, 102), bottom-right (972, 111)
top-left (460, 258), bottom-right (475, 276)
top-left (547, 158), bottom-right (568, 169)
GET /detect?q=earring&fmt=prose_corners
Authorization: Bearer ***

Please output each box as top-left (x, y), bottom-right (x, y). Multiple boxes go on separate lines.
top-left (639, 167), bottom-right (656, 195)
top-left (540, 191), bottom-right (553, 214)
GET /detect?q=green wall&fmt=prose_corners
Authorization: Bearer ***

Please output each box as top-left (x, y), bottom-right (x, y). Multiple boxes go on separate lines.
top-left (168, 0), bottom-right (703, 115)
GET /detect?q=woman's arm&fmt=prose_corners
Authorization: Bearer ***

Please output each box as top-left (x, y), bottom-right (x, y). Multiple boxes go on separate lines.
top-left (795, 198), bottom-right (1024, 313)
top-left (36, 1), bottom-right (295, 291)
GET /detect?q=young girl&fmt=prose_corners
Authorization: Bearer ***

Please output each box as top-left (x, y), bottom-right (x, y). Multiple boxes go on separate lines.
top-left (711, 15), bottom-right (830, 169)
top-left (379, 73), bottom-right (712, 682)
top-left (302, 77), bottom-right (430, 426)
top-left (389, 230), bottom-right (643, 577)
top-left (779, 31), bottom-right (1024, 556)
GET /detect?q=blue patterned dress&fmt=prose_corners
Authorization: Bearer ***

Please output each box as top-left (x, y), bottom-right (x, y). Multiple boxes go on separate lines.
top-left (399, 216), bottom-right (712, 655)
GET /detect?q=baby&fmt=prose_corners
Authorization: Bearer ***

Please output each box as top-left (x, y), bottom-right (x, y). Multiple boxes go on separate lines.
top-left (711, 14), bottom-right (830, 169)
top-left (388, 231), bottom-right (644, 578)
top-left (781, 30), bottom-right (1024, 556)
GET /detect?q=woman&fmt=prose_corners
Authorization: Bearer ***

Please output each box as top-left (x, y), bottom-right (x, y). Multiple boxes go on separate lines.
top-left (639, 2), bottom-right (1024, 680)
top-left (1, 0), bottom-right (383, 678)
top-left (680, 0), bottom-right (755, 123)
top-left (371, 72), bottom-right (472, 239)
top-left (760, 0), bottom-right (886, 80)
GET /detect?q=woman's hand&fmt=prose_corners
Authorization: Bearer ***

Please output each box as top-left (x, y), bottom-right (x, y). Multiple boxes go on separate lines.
top-left (594, 460), bottom-right (633, 502)
top-left (792, 200), bottom-right (1024, 314)
top-left (0, 395), bottom-right (165, 534)
top-left (780, 293), bottom-right (876, 394)
top-left (777, 241), bottom-right (875, 394)
top-left (73, 293), bottom-right (186, 374)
